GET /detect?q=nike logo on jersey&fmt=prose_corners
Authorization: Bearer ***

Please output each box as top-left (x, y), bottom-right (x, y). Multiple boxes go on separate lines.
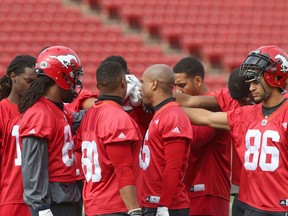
top-left (155, 119), bottom-right (159, 125)
top-left (282, 122), bottom-right (287, 129)
top-left (171, 127), bottom-right (180, 133)
top-left (118, 133), bottom-right (127, 139)
top-left (28, 129), bottom-right (36, 134)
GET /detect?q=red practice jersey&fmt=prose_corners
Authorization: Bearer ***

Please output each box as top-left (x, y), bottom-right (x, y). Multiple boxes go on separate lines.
top-left (19, 97), bottom-right (76, 182)
top-left (184, 126), bottom-right (231, 203)
top-left (0, 99), bottom-right (18, 144)
top-left (141, 101), bottom-right (192, 209)
top-left (123, 97), bottom-right (153, 137)
top-left (184, 90), bottom-right (231, 215)
top-left (65, 89), bottom-right (99, 181)
top-left (0, 117), bottom-right (22, 205)
top-left (76, 100), bottom-right (142, 215)
top-left (215, 88), bottom-right (239, 111)
top-left (228, 101), bottom-right (288, 211)
top-left (65, 89), bottom-right (98, 113)
top-left (0, 99), bottom-right (30, 215)
top-left (215, 88), bottom-right (242, 185)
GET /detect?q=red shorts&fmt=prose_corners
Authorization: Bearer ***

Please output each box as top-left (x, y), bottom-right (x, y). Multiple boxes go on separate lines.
top-left (189, 195), bottom-right (229, 216)
top-left (0, 204), bottom-right (30, 216)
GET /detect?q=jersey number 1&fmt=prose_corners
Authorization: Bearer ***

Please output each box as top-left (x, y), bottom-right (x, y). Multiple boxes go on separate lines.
top-left (12, 125), bottom-right (21, 166)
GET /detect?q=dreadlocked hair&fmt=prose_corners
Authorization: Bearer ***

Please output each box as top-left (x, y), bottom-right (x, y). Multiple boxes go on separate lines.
top-left (0, 76), bottom-right (11, 101)
top-left (18, 76), bottom-right (55, 113)
top-left (0, 55), bottom-right (36, 100)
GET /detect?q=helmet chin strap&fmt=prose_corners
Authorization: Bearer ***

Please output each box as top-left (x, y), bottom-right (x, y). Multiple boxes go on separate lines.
top-left (70, 84), bottom-right (82, 98)
top-left (256, 74), bottom-right (269, 101)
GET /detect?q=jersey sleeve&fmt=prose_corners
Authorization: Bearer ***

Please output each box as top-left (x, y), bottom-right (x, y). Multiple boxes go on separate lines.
top-left (19, 109), bottom-right (54, 139)
top-left (159, 139), bottom-right (188, 207)
top-left (101, 114), bottom-right (141, 145)
top-left (227, 107), bottom-right (244, 131)
top-left (21, 136), bottom-right (50, 211)
top-left (215, 88), bottom-right (239, 112)
top-left (159, 108), bottom-right (193, 143)
top-left (65, 90), bottom-right (98, 112)
top-left (106, 142), bottom-right (135, 189)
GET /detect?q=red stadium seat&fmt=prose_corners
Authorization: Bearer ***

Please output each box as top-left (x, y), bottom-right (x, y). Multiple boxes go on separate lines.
top-left (5, 0), bottom-right (288, 91)
top-left (87, 0), bottom-right (288, 75)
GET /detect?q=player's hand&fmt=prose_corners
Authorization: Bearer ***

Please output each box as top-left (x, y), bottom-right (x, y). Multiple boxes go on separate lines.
top-left (126, 75), bottom-right (137, 98)
top-left (156, 206), bottom-right (169, 216)
top-left (39, 209), bottom-right (53, 216)
top-left (128, 208), bottom-right (142, 216)
top-left (125, 74), bottom-right (142, 106)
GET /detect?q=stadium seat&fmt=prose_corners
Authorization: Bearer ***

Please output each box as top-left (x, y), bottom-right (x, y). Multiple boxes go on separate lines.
top-left (88, 0), bottom-right (288, 76)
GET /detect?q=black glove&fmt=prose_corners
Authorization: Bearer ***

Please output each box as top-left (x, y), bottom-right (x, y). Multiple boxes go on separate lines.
top-left (142, 103), bottom-right (154, 114)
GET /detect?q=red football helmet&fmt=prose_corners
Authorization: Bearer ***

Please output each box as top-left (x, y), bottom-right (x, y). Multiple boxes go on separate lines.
top-left (35, 45), bottom-right (83, 91)
top-left (240, 45), bottom-right (288, 91)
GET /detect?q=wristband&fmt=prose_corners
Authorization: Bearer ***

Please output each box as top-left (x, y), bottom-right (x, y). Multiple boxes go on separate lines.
top-left (128, 207), bottom-right (142, 215)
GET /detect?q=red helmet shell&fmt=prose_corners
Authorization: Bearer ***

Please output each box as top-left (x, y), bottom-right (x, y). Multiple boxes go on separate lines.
top-left (241, 45), bottom-right (288, 90)
top-left (36, 46), bottom-right (83, 90)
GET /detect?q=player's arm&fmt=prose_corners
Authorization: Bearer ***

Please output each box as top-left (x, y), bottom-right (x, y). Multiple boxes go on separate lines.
top-left (158, 138), bottom-right (187, 208)
top-left (106, 142), bottom-right (141, 213)
top-left (81, 97), bottom-right (97, 110)
top-left (174, 92), bottom-right (221, 111)
top-left (182, 107), bottom-right (230, 130)
top-left (71, 109), bottom-right (86, 133)
top-left (21, 136), bottom-right (51, 212)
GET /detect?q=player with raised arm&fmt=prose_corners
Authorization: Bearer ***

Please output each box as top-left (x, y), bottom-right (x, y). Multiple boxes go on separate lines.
top-left (173, 57), bottom-right (231, 216)
top-left (182, 45), bottom-right (288, 215)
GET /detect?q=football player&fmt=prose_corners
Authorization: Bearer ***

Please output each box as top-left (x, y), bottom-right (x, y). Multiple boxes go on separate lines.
top-left (101, 55), bottom-right (153, 137)
top-left (183, 45), bottom-right (288, 215)
top-left (173, 57), bottom-right (231, 216)
top-left (18, 46), bottom-right (84, 216)
top-left (174, 66), bottom-right (255, 215)
top-left (76, 61), bottom-right (142, 216)
top-left (140, 64), bottom-right (192, 216)
top-left (0, 55), bottom-right (37, 216)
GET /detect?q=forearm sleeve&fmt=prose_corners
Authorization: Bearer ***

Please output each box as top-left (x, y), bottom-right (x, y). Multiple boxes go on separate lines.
top-left (71, 109), bottom-right (86, 133)
top-left (106, 142), bottom-right (135, 189)
top-left (159, 138), bottom-right (187, 207)
top-left (21, 136), bottom-right (50, 211)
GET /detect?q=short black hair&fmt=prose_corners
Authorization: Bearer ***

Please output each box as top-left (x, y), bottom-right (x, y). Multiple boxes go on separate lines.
top-left (101, 55), bottom-right (129, 74)
top-left (173, 56), bottom-right (204, 79)
top-left (228, 67), bottom-right (250, 100)
top-left (96, 61), bottom-right (125, 91)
